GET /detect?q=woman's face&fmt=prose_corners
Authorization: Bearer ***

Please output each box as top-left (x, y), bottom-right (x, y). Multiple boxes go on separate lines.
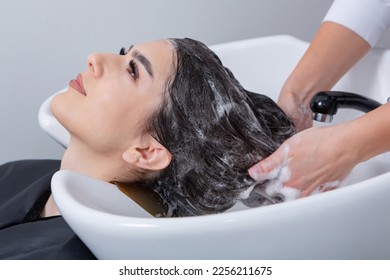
top-left (51, 40), bottom-right (175, 154)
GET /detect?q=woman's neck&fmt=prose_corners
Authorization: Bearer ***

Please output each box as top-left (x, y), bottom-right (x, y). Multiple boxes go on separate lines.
top-left (60, 140), bottom-right (127, 183)
top-left (42, 141), bottom-right (128, 218)
top-left (41, 195), bottom-right (61, 217)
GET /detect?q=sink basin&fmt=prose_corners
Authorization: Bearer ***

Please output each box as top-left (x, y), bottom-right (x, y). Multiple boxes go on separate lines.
top-left (45, 35), bottom-right (390, 259)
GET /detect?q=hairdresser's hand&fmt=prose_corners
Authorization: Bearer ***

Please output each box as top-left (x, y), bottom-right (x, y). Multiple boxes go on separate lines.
top-left (277, 89), bottom-right (313, 132)
top-left (248, 125), bottom-right (358, 196)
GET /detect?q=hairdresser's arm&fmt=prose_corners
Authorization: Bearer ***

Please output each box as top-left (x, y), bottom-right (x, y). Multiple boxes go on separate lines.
top-left (278, 21), bottom-right (371, 131)
top-left (248, 21), bottom-right (371, 193)
top-left (249, 102), bottom-right (390, 195)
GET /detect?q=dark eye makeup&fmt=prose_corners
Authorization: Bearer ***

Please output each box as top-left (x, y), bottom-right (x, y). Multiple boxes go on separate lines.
top-left (119, 47), bottom-right (139, 80)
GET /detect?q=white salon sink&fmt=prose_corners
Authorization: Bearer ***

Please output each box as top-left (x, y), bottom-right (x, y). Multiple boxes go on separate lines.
top-left (45, 35), bottom-right (390, 259)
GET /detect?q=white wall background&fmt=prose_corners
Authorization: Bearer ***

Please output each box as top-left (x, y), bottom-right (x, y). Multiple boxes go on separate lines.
top-left (0, 0), bottom-right (389, 164)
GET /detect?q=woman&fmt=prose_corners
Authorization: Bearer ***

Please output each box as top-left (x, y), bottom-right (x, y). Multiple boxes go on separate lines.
top-left (52, 38), bottom-right (296, 216)
top-left (0, 38), bottom-right (294, 258)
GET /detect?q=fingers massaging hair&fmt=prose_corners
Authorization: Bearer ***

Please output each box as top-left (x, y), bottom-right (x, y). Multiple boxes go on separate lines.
top-left (134, 38), bottom-right (296, 216)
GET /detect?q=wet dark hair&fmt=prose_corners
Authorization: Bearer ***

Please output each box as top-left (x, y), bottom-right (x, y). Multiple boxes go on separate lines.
top-left (141, 38), bottom-right (295, 216)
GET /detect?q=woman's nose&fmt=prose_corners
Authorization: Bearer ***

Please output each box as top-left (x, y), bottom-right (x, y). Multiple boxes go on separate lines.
top-left (87, 53), bottom-right (104, 77)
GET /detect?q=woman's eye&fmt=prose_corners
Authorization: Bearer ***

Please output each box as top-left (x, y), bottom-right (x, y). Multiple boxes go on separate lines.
top-left (119, 47), bottom-right (128, 56)
top-left (120, 47), bottom-right (138, 80)
top-left (127, 59), bottom-right (139, 80)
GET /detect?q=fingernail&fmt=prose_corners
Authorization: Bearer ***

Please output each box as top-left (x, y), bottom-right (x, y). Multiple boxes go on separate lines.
top-left (248, 166), bottom-right (262, 181)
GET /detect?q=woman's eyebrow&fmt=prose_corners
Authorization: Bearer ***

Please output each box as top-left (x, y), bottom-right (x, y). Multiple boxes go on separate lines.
top-left (131, 49), bottom-right (154, 79)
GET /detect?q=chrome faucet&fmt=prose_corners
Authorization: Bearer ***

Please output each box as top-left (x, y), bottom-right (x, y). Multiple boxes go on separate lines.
top-left (310, 91), bottom-right (382, 123)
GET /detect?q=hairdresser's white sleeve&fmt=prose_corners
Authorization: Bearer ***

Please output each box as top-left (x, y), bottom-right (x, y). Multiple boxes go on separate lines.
top-left (323, 0), bottom-right (390, 47)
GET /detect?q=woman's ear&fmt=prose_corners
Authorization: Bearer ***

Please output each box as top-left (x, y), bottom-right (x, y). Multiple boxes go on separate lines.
top-left (122, 136), bottom-right (172, 171)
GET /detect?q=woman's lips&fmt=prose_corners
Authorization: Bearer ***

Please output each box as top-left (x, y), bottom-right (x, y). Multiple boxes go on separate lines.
top-left (69, 74), bottom-right (86, 96)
